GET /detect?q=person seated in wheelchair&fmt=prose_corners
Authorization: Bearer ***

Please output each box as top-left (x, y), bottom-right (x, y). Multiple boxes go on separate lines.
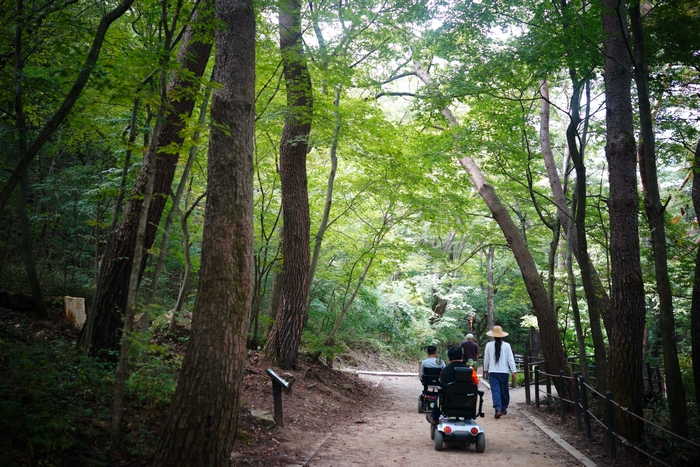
top-left (429, 346), bottom-right (479, 423)
top-left (419, 345), bottom-right (445, 390)
top-left (418, 346), bottom-right (445, 413)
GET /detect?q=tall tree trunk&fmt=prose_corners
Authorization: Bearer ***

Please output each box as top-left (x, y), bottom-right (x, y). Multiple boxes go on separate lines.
top-left (547, 220), bottom-right (560, 318)
top-left (601, 0), bottom-right (646, 442)
top-left (485, 245), bottom-right (495, 331)
top-left (111, 98), bottom-right (141, 232)
top-left (153, 0), bottom-right (255, 463)
top-left (13, 0), bottom-right (45, 316)
top-left (0, 0), bottom-right (135, 213)
top-left (265, 0), bottom-right (314, 369)
top-left (630, 0), bottom-right (687, 435)
top-left (691, 138), bottom-right (700, 408)
top-left (540, 79), bottom-right (608, 387)
top-left (566, 227), bottom-right (588, 379)
top-left (309, 86), bottom-right (341, 287)
top-left (170, 186), bottom-right (205, 329)
top-left (146, 83), bottom-right (212, 306)
top-left (111, 136), bottom-right (156, 444)
top-left (17, 175), bottom-right (44, 314)
top-left (81, 8), bottom-right (213, 355)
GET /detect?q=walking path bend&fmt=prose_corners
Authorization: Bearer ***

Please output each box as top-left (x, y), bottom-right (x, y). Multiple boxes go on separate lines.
top-left (301, 374), bottom-right (590, 466)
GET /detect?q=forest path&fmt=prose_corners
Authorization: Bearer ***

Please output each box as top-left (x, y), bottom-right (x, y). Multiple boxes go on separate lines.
top-left (303, 375), bottom-right (583, 466)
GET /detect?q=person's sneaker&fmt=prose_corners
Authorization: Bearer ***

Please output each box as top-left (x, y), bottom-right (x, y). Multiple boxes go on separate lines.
top-left (502, 409), bottom-right (508, 415)
top-left (494, 411), bottom-right (502, 419)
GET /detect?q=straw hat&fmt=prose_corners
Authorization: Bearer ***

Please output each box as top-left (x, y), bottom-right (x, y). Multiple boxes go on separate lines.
top-left (486, 325), bottom-right (509, 338)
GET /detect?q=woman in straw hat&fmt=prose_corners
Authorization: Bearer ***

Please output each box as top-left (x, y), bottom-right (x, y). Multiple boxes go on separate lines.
top-left (483, 325), bottom-right (517, 418)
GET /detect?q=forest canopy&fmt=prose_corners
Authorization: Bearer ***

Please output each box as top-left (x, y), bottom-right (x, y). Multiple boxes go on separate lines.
top-left (1, 0), bottom-right (699, 464)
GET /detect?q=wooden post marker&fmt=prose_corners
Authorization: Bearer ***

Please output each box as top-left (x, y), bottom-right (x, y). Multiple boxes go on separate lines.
top-left (524, 353), bottom-right (531, 405)
top-left (535, 366), bottom-right (540, 409)
top-left (266, 368), bottom-right (293, 427)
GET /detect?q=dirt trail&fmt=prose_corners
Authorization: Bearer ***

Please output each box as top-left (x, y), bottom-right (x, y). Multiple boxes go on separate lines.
top-left (304, 375), bottom-right (581, 466)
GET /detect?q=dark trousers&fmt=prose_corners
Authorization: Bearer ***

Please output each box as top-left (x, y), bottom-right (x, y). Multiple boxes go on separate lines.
top-left (489, 372), bottom-right (510, 412)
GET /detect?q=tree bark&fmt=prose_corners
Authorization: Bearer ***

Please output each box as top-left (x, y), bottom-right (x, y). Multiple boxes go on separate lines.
top-left (309, 86), bottom-right (341, 287)
top-left (13, 0), bottom-right (45, 316)
top-left (601, 0), bottom-right (646, 442)
top-left (0, 0), bottom-right (136, 214)
top-left (540, 79), bottom-right (607, 387)
top-left (691, 138), bottom-right (700, 408)
top-left (81, 7), bottom-right (213, 355)
top-left (265, 0), bottom-right (314, 369)
top-left (170, 187), bottom-right (205, 329)
top-left (630, 0), bottom-right (688, 435)
top-left (147, 83), bottom-right (212, 305)
top-left (111, 131), bottom-right (156, 444)
top-left (153, 0), bottom-right (255, 463)
top-left (485, 245), bottom-right (496, 331)
top-left (566, 227), bottom-right (588, 379)
top-left (111, 98), bottom-right (141, 233)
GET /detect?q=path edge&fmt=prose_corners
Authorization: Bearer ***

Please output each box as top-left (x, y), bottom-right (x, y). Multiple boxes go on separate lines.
top-left (520, 408), bottom-right (597, 467)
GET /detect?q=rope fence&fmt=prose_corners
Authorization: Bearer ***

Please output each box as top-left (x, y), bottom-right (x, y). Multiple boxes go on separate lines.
top-left (521, 359), bottom-right (700, 466)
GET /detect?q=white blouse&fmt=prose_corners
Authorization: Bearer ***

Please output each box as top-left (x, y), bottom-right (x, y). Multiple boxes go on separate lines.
top-left (483, 341), bottom-right (517, 374)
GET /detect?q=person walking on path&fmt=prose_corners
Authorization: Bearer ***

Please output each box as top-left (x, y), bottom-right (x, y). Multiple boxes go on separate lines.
top-left (460, 333), bottom-right (479, 368)
top-left (483, 325), bottom-right (517, 419)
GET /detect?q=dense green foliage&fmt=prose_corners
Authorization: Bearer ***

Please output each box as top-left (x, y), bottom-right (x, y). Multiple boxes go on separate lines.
top-left (1, 0), bottom-right (700, 461)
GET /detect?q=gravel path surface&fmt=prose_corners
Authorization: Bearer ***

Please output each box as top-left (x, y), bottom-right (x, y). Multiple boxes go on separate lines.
top-left (306, 374), bottom-right (582, 466)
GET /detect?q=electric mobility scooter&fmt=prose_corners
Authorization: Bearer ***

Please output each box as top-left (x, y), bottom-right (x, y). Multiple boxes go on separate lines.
top-left (429, 366), bottom-right (486, 452)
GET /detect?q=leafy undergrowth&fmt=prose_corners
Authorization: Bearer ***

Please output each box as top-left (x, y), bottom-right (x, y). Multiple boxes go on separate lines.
top-left (0, 308), bottom-right (375, 466)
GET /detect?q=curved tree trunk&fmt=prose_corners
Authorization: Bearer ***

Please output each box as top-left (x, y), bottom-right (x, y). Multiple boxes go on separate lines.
top-left (81, 7), bottom-right (213, 355)
top-left (459, 157), bottom-right (568, 392)
top-left (265, 0), bottom-right (314, 369)
top-left (153, 0), bottom-right (255, 463)
top-left (414, 62), bottom-right (568, 392)
top-left (630, 0), bottom-right (687, 436)
top-left (601, 0), bottom-right (646, 442)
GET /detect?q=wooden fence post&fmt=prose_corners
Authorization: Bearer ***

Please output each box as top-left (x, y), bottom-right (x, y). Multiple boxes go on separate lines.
top-left (580, 376), bottom-right (592, 440)
top-left (605, 391), bottom-right (616, 459)
top-left (535, 366), bottom-right (540, 409)
top-left (524, 353), bottom-right (531, 405)
top-left (546, 371), bottom-right (552, 406)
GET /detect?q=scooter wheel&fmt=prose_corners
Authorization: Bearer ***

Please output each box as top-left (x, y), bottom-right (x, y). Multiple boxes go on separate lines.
top-left (430, 424), bottom-right (436, 440)
top-left (475, 433), bottom-right (486, 453)
top-left (434, 431), bottom-right (444, 451)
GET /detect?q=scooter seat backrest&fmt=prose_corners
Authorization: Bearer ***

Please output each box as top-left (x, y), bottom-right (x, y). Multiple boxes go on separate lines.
top-left (454, 366), bottom-right (473, 383)
top-left (441, 367), bottom-right (478, 418)
top-left (421, 366), bottom-right (442, 386)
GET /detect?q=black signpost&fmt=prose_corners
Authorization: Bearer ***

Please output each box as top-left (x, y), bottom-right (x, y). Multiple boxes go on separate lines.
top-left (266, 368), bottom-right (293, 427)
